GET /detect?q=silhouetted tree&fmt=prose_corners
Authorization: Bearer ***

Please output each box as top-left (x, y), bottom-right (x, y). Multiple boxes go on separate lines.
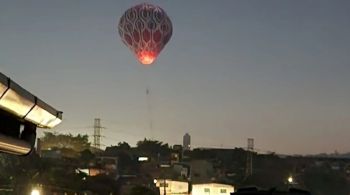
top-left (40, 132), bottom-right (90, 152)
top-left (104, 144), bottom-right (136, 174)
top-left (136, 138), bottom-right (171, 158)
top-left (302, 167), bottom-right (350, 195)
top-left (80, 149), bottom-right (95, 163)
top-left (117, 142), bottom-right (131, 150)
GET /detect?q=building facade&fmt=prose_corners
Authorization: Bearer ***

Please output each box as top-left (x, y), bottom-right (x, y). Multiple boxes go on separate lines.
top-left (192, 183), bottom-right (234, 195)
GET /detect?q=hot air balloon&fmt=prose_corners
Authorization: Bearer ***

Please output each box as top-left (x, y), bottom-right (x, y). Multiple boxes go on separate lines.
top-left (118, 3), bottom-right (173, 65)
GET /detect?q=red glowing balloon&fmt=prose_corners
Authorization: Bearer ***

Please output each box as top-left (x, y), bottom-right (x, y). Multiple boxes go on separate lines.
top-left (118, 3), bottom-right (173, 65)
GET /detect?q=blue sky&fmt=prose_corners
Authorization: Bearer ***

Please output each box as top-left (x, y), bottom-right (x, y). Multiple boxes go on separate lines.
top-left (1, 0), bottom-right (350, 154)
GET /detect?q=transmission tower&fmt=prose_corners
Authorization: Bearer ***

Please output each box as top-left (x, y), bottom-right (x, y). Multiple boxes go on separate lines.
top-left (245, 138), bottom-right (254, 178)
top-left (93, 118), bottom-right (103, 149)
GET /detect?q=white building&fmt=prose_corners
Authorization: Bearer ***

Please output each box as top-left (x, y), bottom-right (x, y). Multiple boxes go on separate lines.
top-left (192, 183), bottom-right (234, 195)
top-left (183, 133), bottom-right (191, 151)
top-left (156, 179), bottom-right (189, 195)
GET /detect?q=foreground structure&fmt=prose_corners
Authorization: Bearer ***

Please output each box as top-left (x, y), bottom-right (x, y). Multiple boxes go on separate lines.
top-left (0, 72), bottom-right (62, 155)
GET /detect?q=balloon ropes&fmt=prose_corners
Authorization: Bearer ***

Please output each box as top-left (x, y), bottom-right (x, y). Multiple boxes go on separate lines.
top-left (118, 3), bottom-right (173, 138)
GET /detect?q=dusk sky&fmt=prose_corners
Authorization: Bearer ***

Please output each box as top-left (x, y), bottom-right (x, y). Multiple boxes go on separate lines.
top-left (1, 0), bottom-right (350, 154)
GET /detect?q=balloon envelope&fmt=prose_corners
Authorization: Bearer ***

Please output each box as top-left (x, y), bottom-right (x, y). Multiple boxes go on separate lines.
top-left (118, 3), bottom-right (173, 65)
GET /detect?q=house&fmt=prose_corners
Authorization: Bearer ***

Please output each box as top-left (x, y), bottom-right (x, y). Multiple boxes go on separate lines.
top-left (192, 183), bottom-right (234, 195)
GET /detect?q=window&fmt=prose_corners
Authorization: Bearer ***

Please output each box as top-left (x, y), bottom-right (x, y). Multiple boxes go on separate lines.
top-left (204, 188), bottom-right (210, 193)
top-left (220, 189), bottom-right (227, 193)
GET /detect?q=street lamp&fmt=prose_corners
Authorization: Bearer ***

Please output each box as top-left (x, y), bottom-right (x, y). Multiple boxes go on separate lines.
top-left (0, 72), bottom-right (62, 155)
top-left (30, 188), bottom-right (40, 195)
top-left (287, 176), bottom-right (294, 189)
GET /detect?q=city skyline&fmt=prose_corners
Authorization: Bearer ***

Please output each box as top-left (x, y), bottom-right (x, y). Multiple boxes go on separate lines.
top-left (1, 0), bottom-right (350, 154)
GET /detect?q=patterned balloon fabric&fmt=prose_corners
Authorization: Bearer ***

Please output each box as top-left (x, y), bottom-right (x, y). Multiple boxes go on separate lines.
top-left (118, 3), bottom-right (173, 65)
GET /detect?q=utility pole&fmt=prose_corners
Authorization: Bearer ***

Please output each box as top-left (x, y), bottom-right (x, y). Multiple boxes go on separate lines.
top-left (163, 178), bottom-right (166, 195)
top-left (245, 138), bottom-right (254, 178)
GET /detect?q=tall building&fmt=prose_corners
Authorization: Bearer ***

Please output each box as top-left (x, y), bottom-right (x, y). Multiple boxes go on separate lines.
top-left (183, 133), bottom-right (191, 151)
